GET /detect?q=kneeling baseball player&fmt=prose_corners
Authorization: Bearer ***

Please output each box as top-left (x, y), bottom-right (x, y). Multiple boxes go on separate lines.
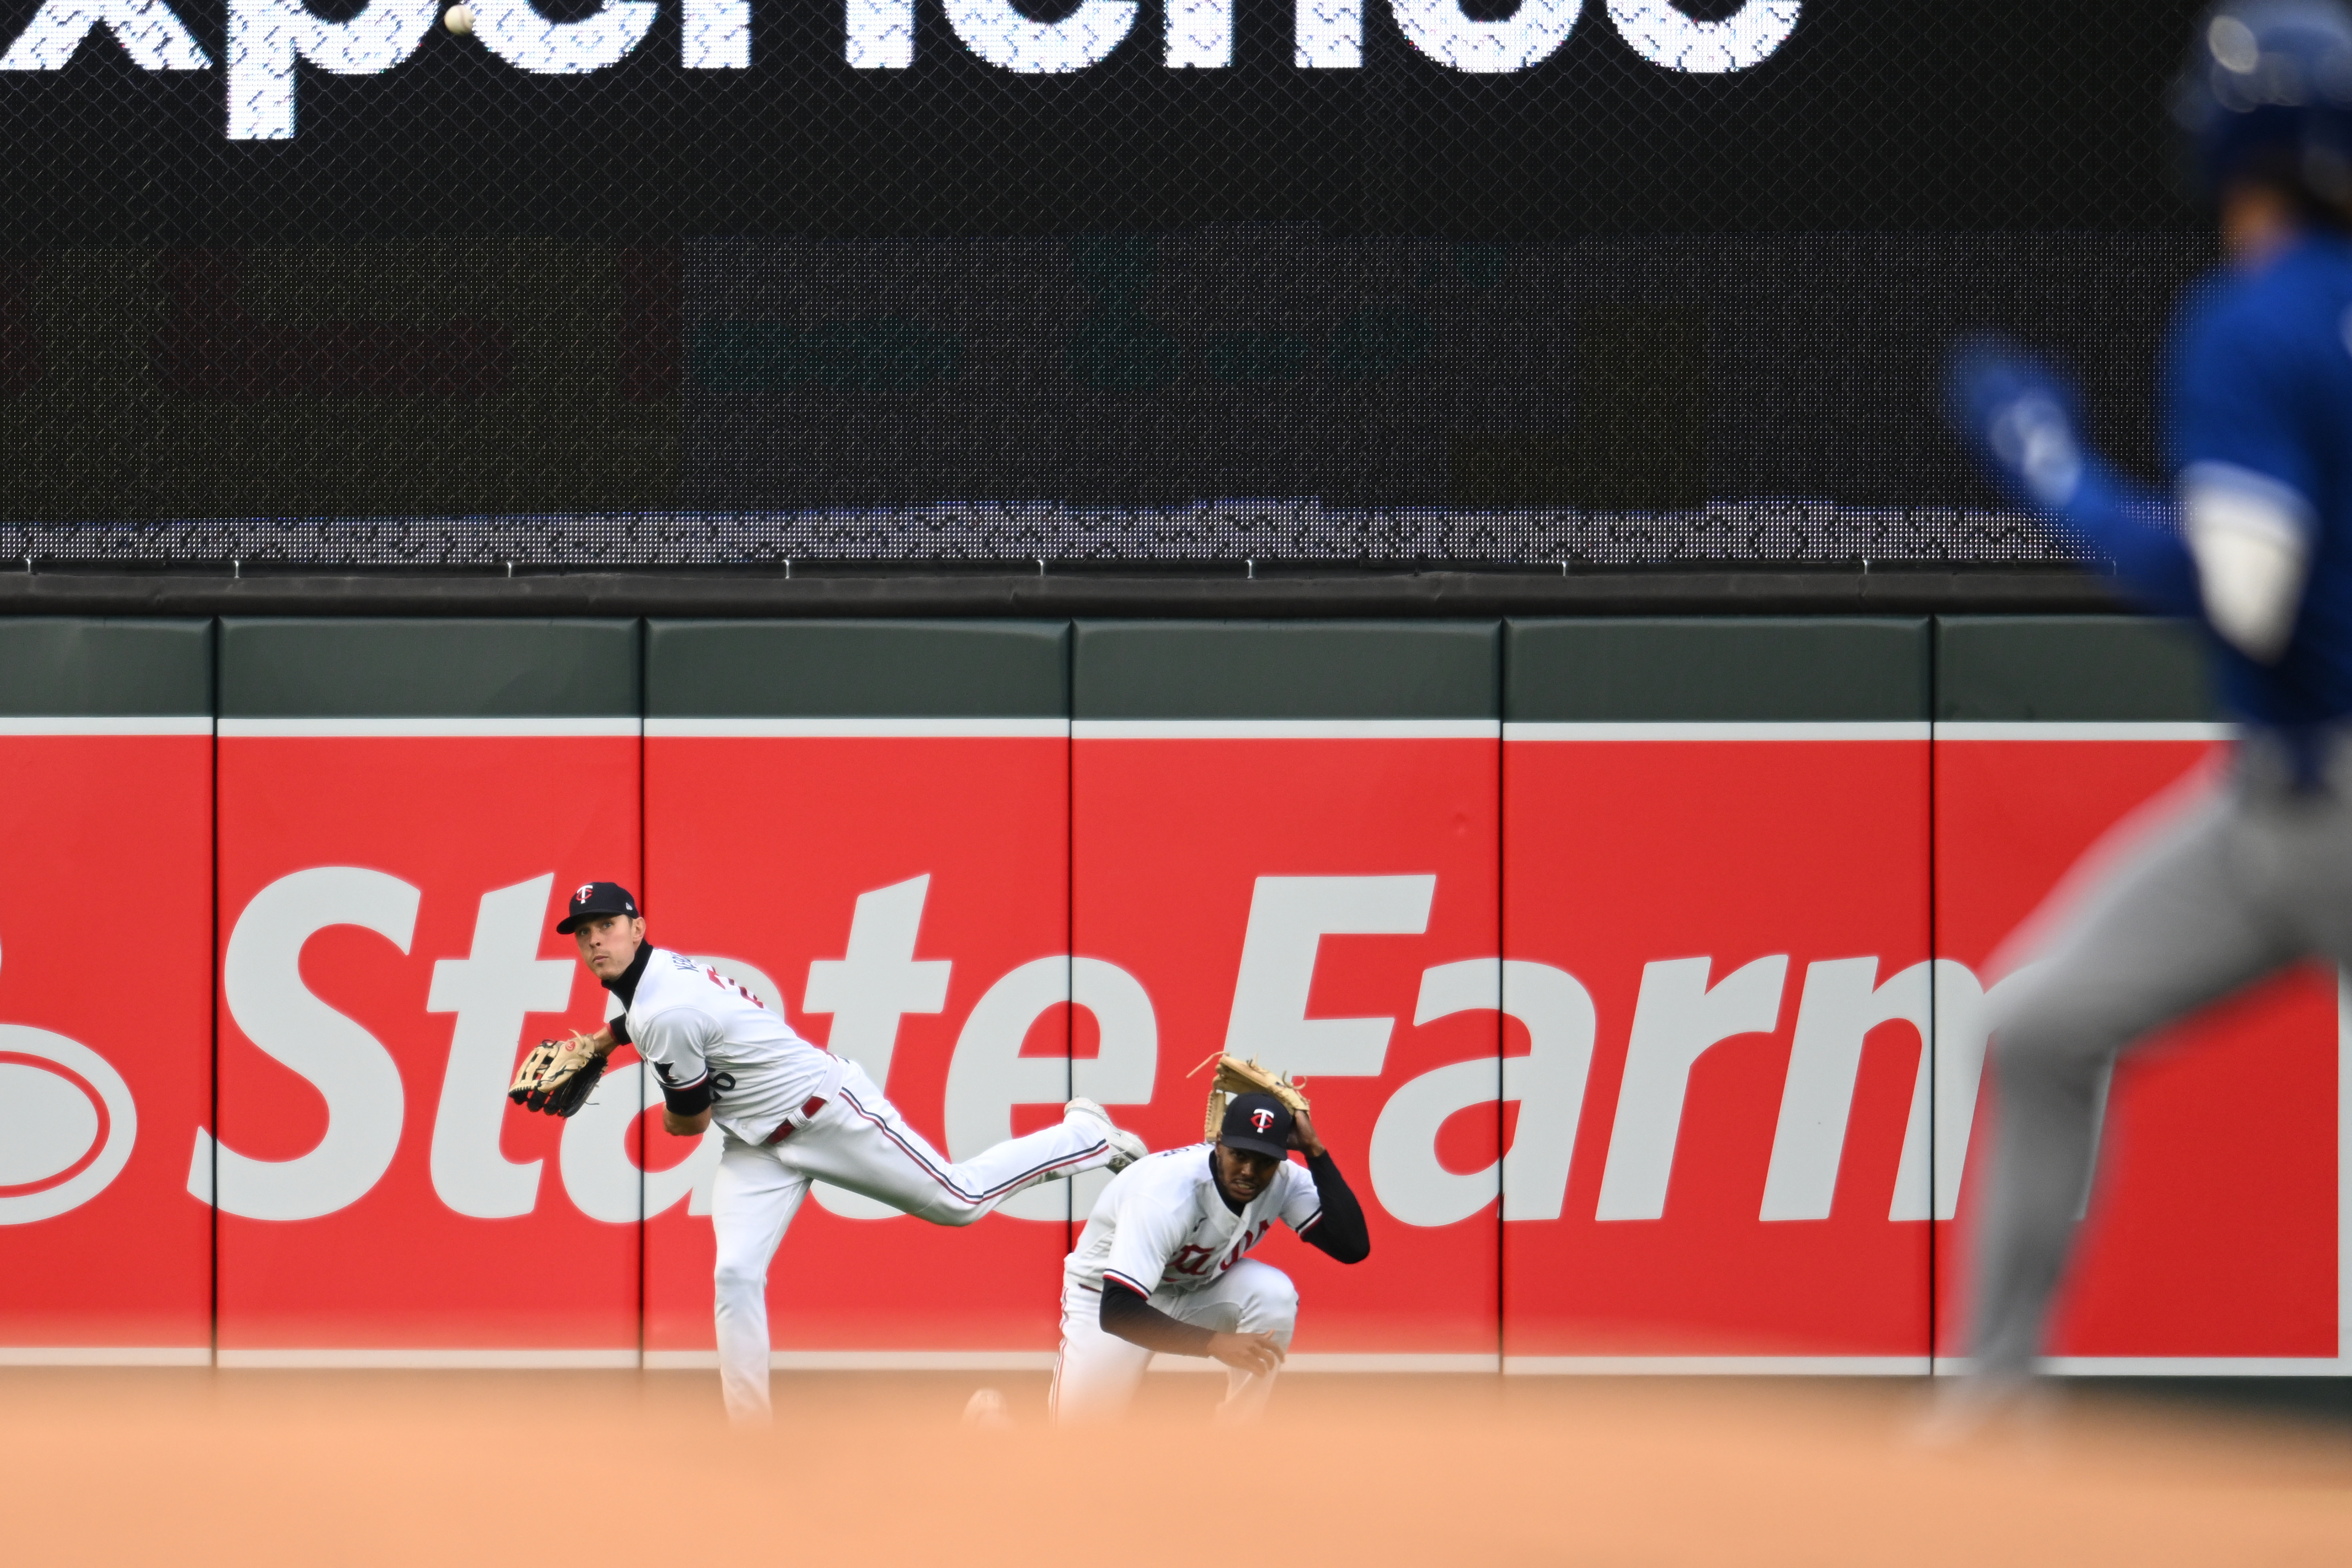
top-left (512, 882), bottom-right (1148, 1423)
top-left (1050, 1069), bottom-right (1370, 1425)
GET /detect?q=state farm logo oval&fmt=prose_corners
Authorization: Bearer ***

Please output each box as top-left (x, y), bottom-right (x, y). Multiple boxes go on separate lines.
top-left (0, 1026), bottom-right (138, 1223)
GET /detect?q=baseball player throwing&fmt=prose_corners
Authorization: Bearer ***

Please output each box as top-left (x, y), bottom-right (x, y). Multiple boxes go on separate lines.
top-left (1050, 1089), bottom-right (1370, 1424)
top-left (1949, 0), bottom-right (2352, 1402)
top-left (518, 882), bottom-right (1147, 1422)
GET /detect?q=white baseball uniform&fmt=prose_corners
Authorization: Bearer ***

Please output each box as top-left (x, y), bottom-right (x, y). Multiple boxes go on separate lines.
top-left (605, 944), bottom-right (1123, 1422)
top-left (1050, 1144), bottom-right (1324, 1424)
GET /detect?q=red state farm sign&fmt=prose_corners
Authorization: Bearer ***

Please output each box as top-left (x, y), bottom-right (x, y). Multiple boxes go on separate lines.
top-left (0, 723), bottom-right (213, 1356)
top-left (1934, 727), bottom-right (2343, 1369)
top-left (642, 722), bottom-right (1074, 1358)
top-left (18, 702), bottom-right (2329, 1371)
top-left (1501, 724), bottom-right (1934, 1365)
top-left (211, 723), bottom-right (639, 1358)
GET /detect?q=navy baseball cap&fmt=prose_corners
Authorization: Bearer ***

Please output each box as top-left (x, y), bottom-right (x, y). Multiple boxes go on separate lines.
top-left (557, 881), bottom-right (641, 934)
top-left (1218, 1092), bottom-right (1294, 1159)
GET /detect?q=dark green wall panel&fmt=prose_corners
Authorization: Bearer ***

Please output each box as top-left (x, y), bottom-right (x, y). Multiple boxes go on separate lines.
top-left (1507, 619), bottom-right (1929, 721)
top-left (219, 619), bottom-right (638, 718)
top-left (1074, 621), bottom-right (1497, 719)
top-left (4, 612), bottom-right (2218, 725)
top-left (1936, 617), bottom-right (2217, 722)
top-left (647, 620), bottom-right (1067, 717)
top-left (0, 619), bottom-right (212, 716)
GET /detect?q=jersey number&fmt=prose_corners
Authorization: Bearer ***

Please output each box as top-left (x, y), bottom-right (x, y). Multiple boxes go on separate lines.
top-left (702, 965), bottom-right (764, 1010)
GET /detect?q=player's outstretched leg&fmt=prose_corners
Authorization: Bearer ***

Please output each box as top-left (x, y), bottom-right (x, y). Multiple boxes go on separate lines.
top-left (1967, 793), bottom-right (2279, 1389)
top-left (708, 1139), bottom-right (815, 1424)
top-left (782, 1063), bottom-right (1145, 1228)
top-left (1063, 1096), bottom-right (1148, 1170)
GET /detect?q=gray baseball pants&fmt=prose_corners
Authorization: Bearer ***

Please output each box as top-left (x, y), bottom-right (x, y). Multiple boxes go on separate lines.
top-left (1971, 732), bottom-right (2352, 1381)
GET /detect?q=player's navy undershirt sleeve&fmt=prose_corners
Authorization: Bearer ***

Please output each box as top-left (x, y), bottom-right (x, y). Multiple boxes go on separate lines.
top-left (660, 1074), bottom-right (712, 1116)
top-left (1099, 1278), bottom-right (1216, 1357)
top-left (1297, 1152), bottom-right (1371, 1264)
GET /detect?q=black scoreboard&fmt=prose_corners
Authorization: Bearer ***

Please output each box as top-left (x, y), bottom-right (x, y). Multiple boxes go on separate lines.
top-left (0, 2), bottom-right (2214, 531)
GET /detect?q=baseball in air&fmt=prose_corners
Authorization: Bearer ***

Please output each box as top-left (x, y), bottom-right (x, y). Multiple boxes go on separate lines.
top-left (444, 3), bottom-right (473, 33)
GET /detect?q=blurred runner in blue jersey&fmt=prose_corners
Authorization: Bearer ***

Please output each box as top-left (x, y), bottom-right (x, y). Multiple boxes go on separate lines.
top-left (1949, 0), bottom-right (2352, 1402)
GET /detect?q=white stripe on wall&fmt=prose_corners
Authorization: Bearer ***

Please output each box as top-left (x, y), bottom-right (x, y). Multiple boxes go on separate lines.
top-left (1154, 1352), bottom-right (1501, 1374)
top-left (0, 1346), bottom-right (214, 1366)
top-left (651, 1350), bottom-right (1062, 1372)
top-left (6, 1347), bottom-right (2330, 1376)
top-left (652, 1351), bottom-right (1061, 1372)
top-left (1937, 1355), bottom-right (2350, 1377)
top-left (1936, 721), bottom-right (2236, 743)
top-left (646, 717), bottom-right (1068, 739)
top-left (217, 718), bottom-right (643, 738)
top-left (1516, 1354), bottom-right (2352, 1376)
top-left (0, 717), bottom-right (213, 737)
top-left (214, 1348), bottom-right (642, 1369)
top-left (1505, 721), bottom-right (1931, 743)
top-left (652, 1350), bottom-right (1505, 1374)
top-left (1074, 719), bottom-right (1499, 740)
top-left (1504, 1355), bottom-right (1930, 1376)
top-left (770, 1350), bottom-right (1059, 1372)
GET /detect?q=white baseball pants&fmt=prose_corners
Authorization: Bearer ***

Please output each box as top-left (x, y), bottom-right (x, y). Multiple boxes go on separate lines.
top-left (711, 1061), bottom-right (1118, 1423)
top-left (1049, 1259), bottom-right (1298, 1426)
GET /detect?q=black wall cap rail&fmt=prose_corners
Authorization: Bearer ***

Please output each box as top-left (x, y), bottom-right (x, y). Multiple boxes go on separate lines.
top-left (0, 569), bottom-right (2128, 621)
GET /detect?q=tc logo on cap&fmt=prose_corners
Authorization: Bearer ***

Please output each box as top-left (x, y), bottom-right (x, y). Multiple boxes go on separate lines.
top-left (1250, 1108), bottom-right (1277, 1133)
top-left (574, 883), bottom-right (597, 904)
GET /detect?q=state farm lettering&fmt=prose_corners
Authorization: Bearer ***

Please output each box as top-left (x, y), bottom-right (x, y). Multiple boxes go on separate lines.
top-left (0, 0), bottom-right (1800, 140)
top-left (188, 865), bottom-right (1995, 1231)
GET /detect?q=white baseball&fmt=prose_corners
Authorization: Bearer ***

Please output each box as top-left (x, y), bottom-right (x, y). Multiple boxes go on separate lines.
top-left (444, 4), bottom-right (473, 33)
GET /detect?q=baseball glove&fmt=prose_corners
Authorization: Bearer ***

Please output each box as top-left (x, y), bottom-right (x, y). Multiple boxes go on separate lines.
top-left (508, 1033), bottom-right (607, 1118)
top-left (1188, 1051), bottom-right (1311, 1143)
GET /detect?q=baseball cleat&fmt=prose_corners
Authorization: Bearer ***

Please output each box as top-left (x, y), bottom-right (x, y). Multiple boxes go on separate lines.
top-left (1064, 1097), bottom-right (1148, 1171)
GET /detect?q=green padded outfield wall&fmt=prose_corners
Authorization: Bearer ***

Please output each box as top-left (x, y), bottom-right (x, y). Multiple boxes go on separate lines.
top-left (1498, 618), bottom-right (1934, 1364)
top-left (6, 611), bottom-right (2327, 1377)
top-left (1935, 616), bottom-right (2217, 722)
top-left (1922, 626), bottom-right (2293, 1365)
top-left (0, 619), bottom-right (214, 1356)
top-left (0, 617), bottom-right (212, 717)
top-left (1073, 619), bottom-right (1497, 719)
top-left (210, 618), bottom-right (642, 1361)
top-left (648, 618), bottom-right (1067, 718)
top-left (218, 618), bottom-right (639, 719)
top-left (1504, 617), bottom-right (1930, 722)
top-left (641, 620), bottom-right (1078, 1352)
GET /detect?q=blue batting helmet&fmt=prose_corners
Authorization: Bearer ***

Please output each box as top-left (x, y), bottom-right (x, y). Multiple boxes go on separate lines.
top-left (2174, 0), bottom-right (2352, 206)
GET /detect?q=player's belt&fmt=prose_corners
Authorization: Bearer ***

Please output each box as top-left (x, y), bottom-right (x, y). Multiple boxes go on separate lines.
top-left (765, 1095), bottom-right (829, 1144)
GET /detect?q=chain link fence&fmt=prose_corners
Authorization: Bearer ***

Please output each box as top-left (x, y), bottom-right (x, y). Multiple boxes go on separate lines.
top-left (0, 1), bottom-right (2204, 565)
